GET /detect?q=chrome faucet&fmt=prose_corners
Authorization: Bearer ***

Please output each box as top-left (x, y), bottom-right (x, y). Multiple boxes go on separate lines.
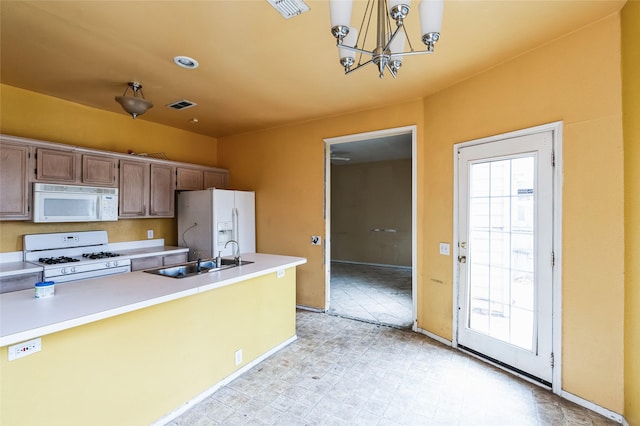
top-left (224, 239), bottom-right (241, 264)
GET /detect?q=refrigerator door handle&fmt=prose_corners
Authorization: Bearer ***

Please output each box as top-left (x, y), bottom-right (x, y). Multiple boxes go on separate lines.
top-left (233, 207), bottom-right (239, 244)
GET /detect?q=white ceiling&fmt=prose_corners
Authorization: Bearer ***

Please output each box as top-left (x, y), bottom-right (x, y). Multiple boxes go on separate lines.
top-left (0, 0), bottom-right (627, 140)
top-left (330, 133), bottom-right (412, 164)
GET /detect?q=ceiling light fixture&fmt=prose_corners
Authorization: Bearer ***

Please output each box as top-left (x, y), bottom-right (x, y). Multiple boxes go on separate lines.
top-left (114, 82), bottom-right (153, 119)
top-left (329, 0), bottom-right (444, 79)
top-left (173, 56), bottom-right (199, 69)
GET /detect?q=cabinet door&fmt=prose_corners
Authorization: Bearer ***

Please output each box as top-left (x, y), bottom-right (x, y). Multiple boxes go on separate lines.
top-left (0, 143), bottom-right (30, 220)
top-left (36, 148), bottom-right (77, 182)
top-left (163, 253), bottom-right (188, 266)
top-left (176, 168), bottom-right (203, 190)
top-left (130, 256), bottom-right (162, 271)
top-left (203, 171), bottom-right (228, 189)
top-left (0, 272), bottom-right (42, 294)
top-left (119, 160), bottom-right (149, 217)
top-left (82, 154), bottom-right (118, 187)
top-left (149, 163), bottom-right (175, 217)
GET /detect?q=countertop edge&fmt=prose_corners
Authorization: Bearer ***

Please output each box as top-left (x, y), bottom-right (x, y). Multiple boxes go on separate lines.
top-left (0, 254), bottom-right (306, 347)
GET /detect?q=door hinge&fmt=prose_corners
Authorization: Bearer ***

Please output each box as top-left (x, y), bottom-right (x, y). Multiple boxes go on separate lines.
top-left (550, 352), bottom-right (555, 368)
top-left (551, 150), bottom-right (556, 167)
top-left (551, 251), bottom-right (555, 267)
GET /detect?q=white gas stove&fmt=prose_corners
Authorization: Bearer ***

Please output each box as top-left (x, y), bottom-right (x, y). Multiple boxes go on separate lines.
top-left (24, 231), bottom-right (131, 283)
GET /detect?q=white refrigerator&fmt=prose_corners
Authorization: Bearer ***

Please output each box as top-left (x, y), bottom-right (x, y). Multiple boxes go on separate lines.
top-left (177, 189), bottom-right (256, 261)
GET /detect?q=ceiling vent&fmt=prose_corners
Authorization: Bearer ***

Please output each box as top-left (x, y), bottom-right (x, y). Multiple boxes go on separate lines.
top-left (166, 99), bottom-right (197, 110)
top-left (266, 0), bottom-right (310, 19)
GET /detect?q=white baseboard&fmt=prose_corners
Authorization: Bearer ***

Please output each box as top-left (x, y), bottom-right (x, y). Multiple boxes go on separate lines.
top-left (415, 326), bottom-right (452, 347)
top-left (296, 304), bottom-right (325, 313)
top-left (560, 390), bottom-right (623, 424)
top-left (330, 259), bottom-right (412, 270)
top-left (152, 335), bottom-right (298, 426)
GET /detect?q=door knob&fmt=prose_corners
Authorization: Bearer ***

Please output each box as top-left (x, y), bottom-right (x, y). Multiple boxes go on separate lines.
top-left (458, 255), bottom-right (467, 263)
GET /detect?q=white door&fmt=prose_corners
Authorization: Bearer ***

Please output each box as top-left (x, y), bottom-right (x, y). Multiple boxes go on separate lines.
top-left (457, 131), bottom-right (554, 385)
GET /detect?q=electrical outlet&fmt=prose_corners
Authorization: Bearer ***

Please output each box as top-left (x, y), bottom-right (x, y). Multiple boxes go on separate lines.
top-left (235, 349), bottom-right (243, 366)
top-left (439, 242), bottom-right (450, 256)
top-left (277, 269), bottom-right (285, 278)
top-left (8, 338), bottom-right (41, 361)
top-left (147, 230), bottom-right (154, 239)
top-left (311, 236), bottom-right (321, 245)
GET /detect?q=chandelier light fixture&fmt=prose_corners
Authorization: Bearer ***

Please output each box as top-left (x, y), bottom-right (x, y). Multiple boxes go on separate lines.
top-left (329, 0), bottom-right (444, 78)
top-left (115, 81), bottom-right (153, 119)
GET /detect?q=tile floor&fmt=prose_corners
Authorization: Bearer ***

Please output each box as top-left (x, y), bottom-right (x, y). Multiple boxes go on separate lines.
top-left (170, 310), bottom-right (617, 426)
top-left (328, 261), bottom-right (413, 329)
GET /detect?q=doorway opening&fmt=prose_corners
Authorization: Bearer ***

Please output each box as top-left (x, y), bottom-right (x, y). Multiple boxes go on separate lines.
top-left (324, 126), bottom-right (417, 329)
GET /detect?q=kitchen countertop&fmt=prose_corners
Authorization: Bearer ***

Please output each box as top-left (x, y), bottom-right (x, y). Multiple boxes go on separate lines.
top-left (0, 240), bottom-right (188, 279)
top-left (0, 261), bottom-right (43, 278)
top-left (111, 245), bottom-right (188, 259)
top-left (0, 253), bottom-right (306, 347)
top-left (107, 238), bottom-right (188, 258)
top-left (0, 251), bottom-right (43, 278)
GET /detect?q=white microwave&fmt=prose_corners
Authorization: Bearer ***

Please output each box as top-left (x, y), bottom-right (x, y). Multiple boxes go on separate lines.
top-left (32, 183), bottom-right (118, 223)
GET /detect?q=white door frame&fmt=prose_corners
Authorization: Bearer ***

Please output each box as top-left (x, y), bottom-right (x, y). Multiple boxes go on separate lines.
top-left (452, 121), bottom-right (563, 395)
top-left (324, 125), bottom-right (418, 330)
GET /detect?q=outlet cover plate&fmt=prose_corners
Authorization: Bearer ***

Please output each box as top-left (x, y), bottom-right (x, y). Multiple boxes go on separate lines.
top-left (311, 236), bottom-right (321, 245)
top-left (8, 338), bottom-right (41, 361)
top-left (439, 243), bottom-right (450, 256)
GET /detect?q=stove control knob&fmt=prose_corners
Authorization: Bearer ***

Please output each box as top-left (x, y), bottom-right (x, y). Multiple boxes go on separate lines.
top-left (70, 267), bottom-right (76, 273)
top-left (61, 268), bottom-right (67, 274)
top-left (113, 260), bottom-right (119, 267)
top-left (106, 261), bottom-right (111, 268)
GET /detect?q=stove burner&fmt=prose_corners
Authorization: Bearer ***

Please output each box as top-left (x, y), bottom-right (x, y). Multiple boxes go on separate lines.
top-left (82, 251), bottom-right (121, 260)
top-left (39, 256), bottom-right (81, 265)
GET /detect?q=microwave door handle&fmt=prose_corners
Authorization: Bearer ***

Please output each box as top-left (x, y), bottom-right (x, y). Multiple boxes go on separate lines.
top-left (95, 196), bottom-right (101, 220)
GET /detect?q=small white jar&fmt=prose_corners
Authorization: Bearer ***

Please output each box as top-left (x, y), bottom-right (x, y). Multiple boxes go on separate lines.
top-left (35, 281), bottom-right (55, 299)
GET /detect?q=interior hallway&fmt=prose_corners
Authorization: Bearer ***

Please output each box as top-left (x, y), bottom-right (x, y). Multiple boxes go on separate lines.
top-left (170, 311), bottom-right (616, 426)
top-left (328, 261), bottom-right (413, 328)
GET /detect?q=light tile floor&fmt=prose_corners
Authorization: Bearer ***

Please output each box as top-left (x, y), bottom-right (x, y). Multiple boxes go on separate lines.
top-left (328, 262), bottom-right (413, 329)
top-left (170, 310), bottom-right (617, 426)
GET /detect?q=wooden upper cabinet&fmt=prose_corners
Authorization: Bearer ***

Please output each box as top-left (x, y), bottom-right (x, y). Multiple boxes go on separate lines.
top-left (149, 163), bottom-right (175, 217)
top-left (82, 154), bottom-right (118, 187)
top-left (176, 167), bottom-right (203, 190)
top-left (36, 148), bottom-right (77, 182)
top-left (36, 149), bottom-right (117, 187)
top-left (203, 170), bottom-right (227, 189)
top-left (0, 143), bottom-right (30, 220)
top-left (119, 160), bottom-right (175, 218)
top-left (118, 159), bottom-right (149, 217)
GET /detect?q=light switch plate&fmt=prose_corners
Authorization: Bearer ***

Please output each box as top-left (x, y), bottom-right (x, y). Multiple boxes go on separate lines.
top-left (147, 230), bottom-right (154, 239)
top-left (311, 236), bottom-right (321, 245)
top-left (439, 243), bottom-right (450, 256)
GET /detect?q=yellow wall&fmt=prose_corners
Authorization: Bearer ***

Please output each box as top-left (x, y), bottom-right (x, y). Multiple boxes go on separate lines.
top-left (218, 99), bottom-right (424, 308)
top-left (422, 14), bottom-right (624, 412)
top-left (622, 1), bottom-right (640, 424)
top-left (0, 269), bottom-right (296, 425)
top-left (331, 159), bottom-right (412, 266)
top-left (218, 15), bottom-right (625, 413)
top-left (0, 84), bottom-right (218, 250)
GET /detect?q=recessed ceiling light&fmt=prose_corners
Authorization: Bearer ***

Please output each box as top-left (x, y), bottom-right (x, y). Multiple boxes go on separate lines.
top-left (173, 56), bottom-right (199, 69)
top-left (189, 118), bottom-right (199, 123)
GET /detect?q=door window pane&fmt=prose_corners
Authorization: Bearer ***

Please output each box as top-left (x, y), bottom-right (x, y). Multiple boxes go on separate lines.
top-left (467, 156), bottom-right (535, 351)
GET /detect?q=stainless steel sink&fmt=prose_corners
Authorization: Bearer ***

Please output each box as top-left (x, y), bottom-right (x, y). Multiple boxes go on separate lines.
top-left (144, 258), bottom-right (253, 278)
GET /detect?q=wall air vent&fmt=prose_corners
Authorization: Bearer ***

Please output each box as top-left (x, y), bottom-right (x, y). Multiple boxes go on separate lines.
top-left (265, 0), bottom-right (309, 19)
top-left (166, 99), bottom-right (197, 110)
